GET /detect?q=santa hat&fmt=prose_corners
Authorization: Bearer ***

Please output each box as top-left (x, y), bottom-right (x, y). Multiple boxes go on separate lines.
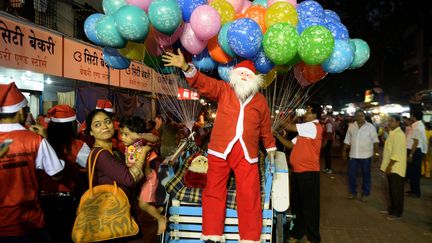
top-left (0, 82), bottom-right (27, 114)
top-left (96, 99), bottom-right (113, 112)
top-left (47, 105), bottom-right (76, 123)
top-left (234, 60), bottom-right (257, 74)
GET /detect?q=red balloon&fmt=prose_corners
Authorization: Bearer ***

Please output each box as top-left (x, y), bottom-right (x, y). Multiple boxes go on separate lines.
top-left (294, 62), bottom-right (327, 83)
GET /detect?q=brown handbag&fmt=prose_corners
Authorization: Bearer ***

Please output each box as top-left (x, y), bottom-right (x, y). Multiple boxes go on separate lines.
top-left (71, 149), bottom-right (139, 242)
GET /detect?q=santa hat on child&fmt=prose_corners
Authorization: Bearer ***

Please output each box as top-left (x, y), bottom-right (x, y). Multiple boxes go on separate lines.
top-left (96, 99), bottom-right (113, 113)
top-left (47, 105), bottom-right (76, 123)
top-left (233, 60), bottom-right (257, 74)
top-left (0, 82), bottom-right (27, 114)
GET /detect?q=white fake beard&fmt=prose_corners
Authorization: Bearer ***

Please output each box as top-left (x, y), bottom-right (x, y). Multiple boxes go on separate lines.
top-left (229, 71), bottom-right (263, 101)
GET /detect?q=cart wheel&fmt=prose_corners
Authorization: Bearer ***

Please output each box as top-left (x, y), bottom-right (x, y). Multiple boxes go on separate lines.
top-left (276, 212), bottom-right (284, 243)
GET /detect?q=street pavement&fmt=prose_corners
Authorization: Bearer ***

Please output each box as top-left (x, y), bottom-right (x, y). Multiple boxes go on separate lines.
top-left (315, 145), bottom-right (432, 243)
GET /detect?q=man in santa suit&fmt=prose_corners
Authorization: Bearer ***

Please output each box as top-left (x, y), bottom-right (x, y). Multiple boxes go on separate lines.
top-left (0, 82), bottom-right (65, 242)
top-left (163, 49), bottom-right (276, 243)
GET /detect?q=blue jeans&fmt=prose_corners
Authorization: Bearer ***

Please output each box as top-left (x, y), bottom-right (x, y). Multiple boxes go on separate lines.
top-left (348, 158), bottom-right (372, 196)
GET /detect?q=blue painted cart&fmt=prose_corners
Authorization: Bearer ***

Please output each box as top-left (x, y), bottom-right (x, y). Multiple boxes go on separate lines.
top-left (160, 136), bottom-right (289, 243)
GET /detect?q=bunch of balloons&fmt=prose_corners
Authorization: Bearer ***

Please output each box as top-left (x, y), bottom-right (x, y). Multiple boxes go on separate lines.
top-left (84, 0), bottom-right (370, 86)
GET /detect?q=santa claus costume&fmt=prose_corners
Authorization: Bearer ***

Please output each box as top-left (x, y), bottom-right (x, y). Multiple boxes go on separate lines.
top-left (183, 60), bottom-right (276, 242)
top-left (0, 82), bottom-right (64, 240)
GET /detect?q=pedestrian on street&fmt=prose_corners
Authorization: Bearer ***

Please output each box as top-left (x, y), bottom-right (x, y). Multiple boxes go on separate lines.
top-left (380, 115), bottom-right (407, 220)
top-left (342, 110), bottom-right (379, 201)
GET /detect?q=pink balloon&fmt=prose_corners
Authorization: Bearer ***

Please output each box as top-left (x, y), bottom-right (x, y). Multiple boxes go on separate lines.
top-left (227, 0), bottom-right (244, 13)
top-left (126, 0), bottom-right (152, 12)
top-left (190, 5), bottom-right (221, 41)
top-left (240, 0), bottom-right (252, 14)
top-left (153, 24), bottom-right (184, 47)
top-left (180, 23), bottom-right (207, 55)
top-left (267, 0), bottom-right (297, 7)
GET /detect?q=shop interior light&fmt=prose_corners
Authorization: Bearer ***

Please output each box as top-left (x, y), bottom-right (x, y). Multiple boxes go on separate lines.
top-left (211, 113), bottom-right (216, 118)
top-left (46, 77), bottom-right (52, 84)
top-left (275, 110), bottom-right (280, 114)
top-left (25, 71), bottom-right (32, 77)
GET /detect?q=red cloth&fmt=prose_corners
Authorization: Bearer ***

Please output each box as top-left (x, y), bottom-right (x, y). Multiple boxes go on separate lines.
top-left (202, 142), bottom-right (262, 241)
top-left (290, 123), bottom-right (323, 173)
top-left (186, 71), bottom-right (276, 163)
top-left (38, 139), bottom-right (85, 193)
top-left (0, 130), bottom-right (45, 237)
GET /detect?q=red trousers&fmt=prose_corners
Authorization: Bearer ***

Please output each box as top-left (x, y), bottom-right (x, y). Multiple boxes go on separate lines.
top-left (202, 141), bottom-right (262, 241)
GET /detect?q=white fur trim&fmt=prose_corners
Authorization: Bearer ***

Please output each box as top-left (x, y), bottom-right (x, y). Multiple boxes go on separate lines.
top-left (96, 107), bottom-right (113, 112)
top-left (183, 63), bottom-right (197, 78)
top-left (266, 147), bottom-right (277, 152)
top-left (201, 235), bottom-right (225, 242)
top-left (239, 240), bottom-right (260, 243)
top-left (50, 116), bottom-right (76, 123)
top-left (0, 98), bottom-right (27, 113)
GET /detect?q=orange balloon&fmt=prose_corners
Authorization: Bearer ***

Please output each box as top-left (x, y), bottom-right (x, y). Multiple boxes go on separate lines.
top-left (295, 62), bottom-right (327, 83)
top-left (236, 12), bottom-right (246, 19)
top-left (245, 5), bottom-right (267, 33)
top-left (207, 37), bottom-right (232, 64)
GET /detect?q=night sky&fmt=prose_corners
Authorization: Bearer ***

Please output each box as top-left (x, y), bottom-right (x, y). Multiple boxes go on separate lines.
top-left (309, 0), bottom-right (432, 108)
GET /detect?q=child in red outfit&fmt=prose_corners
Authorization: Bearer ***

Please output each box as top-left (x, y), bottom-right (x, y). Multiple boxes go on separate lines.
top-left (120, 117), bottom-right (166, 235)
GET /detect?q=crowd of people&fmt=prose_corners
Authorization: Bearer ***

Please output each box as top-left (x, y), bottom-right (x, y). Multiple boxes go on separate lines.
top-left (0, 82), bottom-right (213, 243)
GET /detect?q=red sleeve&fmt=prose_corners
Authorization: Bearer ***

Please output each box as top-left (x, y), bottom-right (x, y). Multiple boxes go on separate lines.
top-left (259, 96), bottom-right (276, 150)
top-left (94, 149), bottom-right (135, 187)
top-left (186, 70), bottom-right (229, 102)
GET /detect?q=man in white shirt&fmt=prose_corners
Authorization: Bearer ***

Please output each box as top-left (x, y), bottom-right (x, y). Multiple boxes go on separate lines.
top-left (342, 110), bottom-right (379, 201)
top-left (406, 110), bottom-right (427, 198)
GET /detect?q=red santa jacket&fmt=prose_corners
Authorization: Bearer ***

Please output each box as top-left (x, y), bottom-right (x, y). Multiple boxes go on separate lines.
top-left (0, 124), bottom-right (64, 237)
top-left (185, 66), bottom-right (276, 163)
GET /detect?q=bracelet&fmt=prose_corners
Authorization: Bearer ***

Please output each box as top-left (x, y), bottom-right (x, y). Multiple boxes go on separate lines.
top-left (184, 65), bottom-right (191, 72)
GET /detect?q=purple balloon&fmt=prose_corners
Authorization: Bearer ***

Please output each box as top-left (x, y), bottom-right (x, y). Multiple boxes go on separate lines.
top-left (180, 23), bottom-right (208, 55)
top-left (190, 5), bottom-right (221, 41)
top-left (126, 0), bottom-right (152, 12)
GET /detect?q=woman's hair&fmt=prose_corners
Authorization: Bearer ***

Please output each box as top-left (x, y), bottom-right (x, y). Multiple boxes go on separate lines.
top-left (120, 116), bottom-right (146, 134)
top-left (47, 121), bottom-right (76, 158)
top-left (85, 109), bottom-right (112, 136)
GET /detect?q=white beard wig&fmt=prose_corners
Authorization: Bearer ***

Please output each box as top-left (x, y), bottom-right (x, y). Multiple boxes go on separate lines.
top-left (229, 68), bottom-right (264, 101)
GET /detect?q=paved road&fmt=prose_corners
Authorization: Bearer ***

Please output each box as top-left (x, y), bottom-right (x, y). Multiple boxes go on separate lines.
top-left (316, 146), bottom-right (432, 243)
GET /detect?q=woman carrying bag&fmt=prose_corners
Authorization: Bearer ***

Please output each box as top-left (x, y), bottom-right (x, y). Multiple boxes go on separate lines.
top-left (72, 109), bottom-right (151, 243)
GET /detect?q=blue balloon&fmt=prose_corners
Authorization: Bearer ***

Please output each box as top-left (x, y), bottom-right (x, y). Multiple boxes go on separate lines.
top-left (297, 16), bottom-right (325, 34)
top-left (177, 0), bottom-right (207, 22)
top-left (103, 47), bottom-right (131, 69)
top-left (192, 49), bottom-right (217, 72)
top-left (321, 40), bottom-right (354, 73)
top-left (252, 0), bottom-right (267, 8)
top-left (217, 60), bottom-right (238, 82)
top-left (297, 0), bottom-right (325, 20)
top-left (324, 9), bottom-right (341, 23)
top-left (95, 15), bottom-right (127, 48)
top-left (102, 0), bottom-right (127, 15)
top-left (115, 5), bottom-right (150, 42)
top-left (227, 18), bottom-right (263, 58)
top-left (252, 48), bottom-right (274, 74)
top-left (325, 21), bottom-right (349, 40)
top-left (218, 23), bottom-right (236, 57)
top-left (84, 13), bottom-right (105, 46)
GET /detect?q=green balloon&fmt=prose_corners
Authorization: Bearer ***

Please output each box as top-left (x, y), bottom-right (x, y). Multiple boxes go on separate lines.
top-left (263, 23), bottom-right (299, 65)
top-left (144, 54), bottom-right (162, 68)
top-left (102, 0), bottom-right (126, 15)
top-left (349, 38), bottom-right (370, 69)
top-left (298, 26), bottom-right (335, 65)
top-left (148, 0), bottom-right (182, 35)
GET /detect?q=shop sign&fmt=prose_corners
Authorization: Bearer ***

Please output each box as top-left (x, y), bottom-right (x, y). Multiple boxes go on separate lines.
top-left (152, 72), bottom-right (179, 95)
top-left (63, 38), bottom-right (120, 86)
top-left (177, 88), bottom-right (199, 100)
top-left (0, 16), bottom-right (62, 76)
top-left (120, 61), bottom-right (152, 91)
